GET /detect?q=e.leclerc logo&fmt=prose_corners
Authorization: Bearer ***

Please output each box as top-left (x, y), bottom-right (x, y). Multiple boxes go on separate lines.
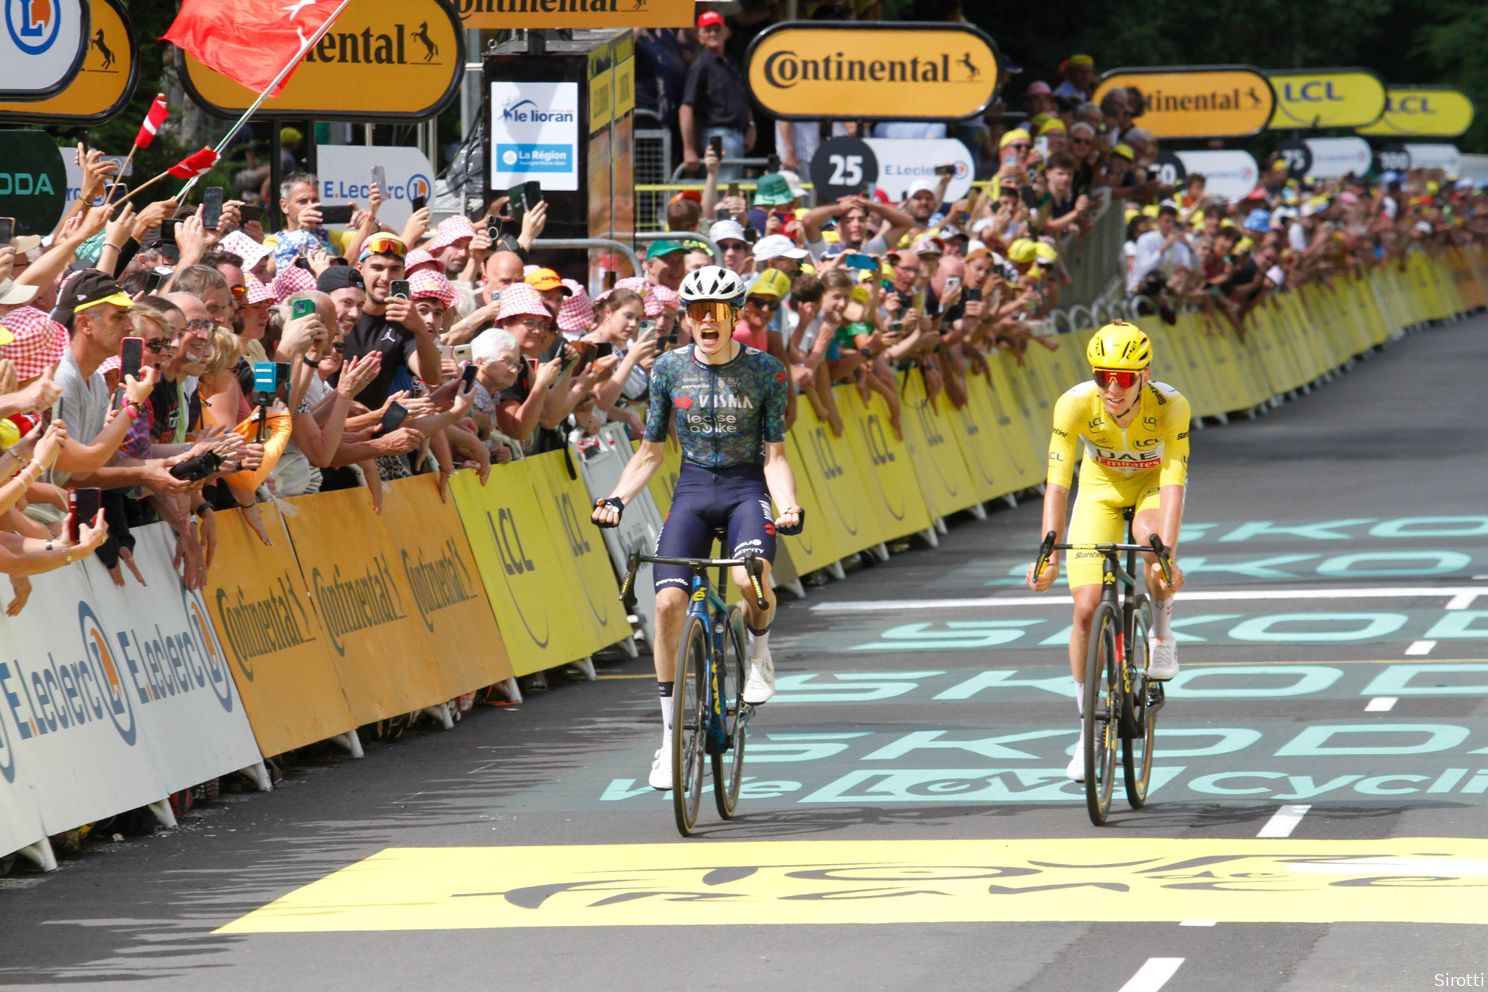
top-left (405, 174), bottom-right (431, 202)
top-left (6, 0), bottom-right (61, 56)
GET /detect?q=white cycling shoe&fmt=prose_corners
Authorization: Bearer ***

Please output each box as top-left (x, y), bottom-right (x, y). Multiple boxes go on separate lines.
top-left (649, 748), bottom-right (673, 791)
top-left (1147, 636), bottom-right (1179, 681)
top-left (743, 651), bottom-right (775, 705)
top-left (1066, 731), bottom-right (1086, 782)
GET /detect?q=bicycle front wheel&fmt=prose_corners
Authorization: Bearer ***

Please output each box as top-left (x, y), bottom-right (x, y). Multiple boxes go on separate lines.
top-left (1083, 603), bottom-right (1120, 825)
top-left (712, 604), bottom-right (748, 819)
top-left (671, 616), bottom-right (709, 836)
top-left (1123, 593), bottom-right (1156, 809)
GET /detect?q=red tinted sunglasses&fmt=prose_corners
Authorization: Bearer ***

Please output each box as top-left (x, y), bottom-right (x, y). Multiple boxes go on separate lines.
top-left (1093, 369), bottom-right (1140, 389)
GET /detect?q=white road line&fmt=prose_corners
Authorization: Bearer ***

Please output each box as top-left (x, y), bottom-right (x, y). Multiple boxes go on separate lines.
top-left (1118, 958), bottom-right (1186, 992)
top-left (1446, 591), bottom-right (1480, 610)
top-left (1179, 920), bottom-right (1216, 927)
top-left (1258, 804), bottom-right (1312, 838)
top-left (811, 586), bottom-right (1488, 613)
top-left (1405, 640), bottom-right (1437, 656)
top-left (1365, 696), bottom-right (1399, 712)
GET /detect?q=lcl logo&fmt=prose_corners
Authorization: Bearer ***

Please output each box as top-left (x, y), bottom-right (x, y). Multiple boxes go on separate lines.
top-left (1387, 95), bottom-right (1434, 114)
top-left (1281, 82), bottom-right (1344, 103)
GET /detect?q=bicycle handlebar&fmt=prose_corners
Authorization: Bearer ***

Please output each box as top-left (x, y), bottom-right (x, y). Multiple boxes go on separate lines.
top-left (618, 552), bottom-right (771, 611)
top-left (1033, 530), bottom-right (1173, 586)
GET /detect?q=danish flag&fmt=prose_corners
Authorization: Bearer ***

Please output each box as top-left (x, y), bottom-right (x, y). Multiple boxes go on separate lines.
top-left (134, 94), bottom-right (169, 149)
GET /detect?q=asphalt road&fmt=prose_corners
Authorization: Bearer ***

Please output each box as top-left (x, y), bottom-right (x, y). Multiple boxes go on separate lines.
top-left (2, 316), bottom-right (1485, 992)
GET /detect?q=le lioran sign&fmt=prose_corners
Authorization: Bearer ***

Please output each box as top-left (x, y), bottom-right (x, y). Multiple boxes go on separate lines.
top-left (1093, 65), bottom-right (1274, 139)
top-left (0, 0), bottom-right (136, 125)
top-left (1357, 87), bottom-right (1475, 138)
top-left (746, 22), bottom-right (1001, 123)
top-left (1266, 68), bottom-right (1386, 130)
top-left (181, 0), bottom-right (462, 121)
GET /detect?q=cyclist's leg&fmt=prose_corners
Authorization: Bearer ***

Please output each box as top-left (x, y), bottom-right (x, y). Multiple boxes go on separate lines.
top-left (1131, 479), bottom-right (1181, 677)
top-left (1065, 475), bottom-right (1128, 686)
top-left (723, 475), bottom-right (779, 703)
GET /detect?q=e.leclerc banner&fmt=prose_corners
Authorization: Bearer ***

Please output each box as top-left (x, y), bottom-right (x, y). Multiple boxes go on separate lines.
top-left (180, 0), bottom-right (463, 121)
top-left (0, 0), bottom-right (136, 124)
top-left (746, 22), bottom-right (1001, 123)
top-left (1358, 87), bottom-right (1475, 139)
top-left (1093, 66), bottom-right (1274, 139)
top-left (1266, 68), bottom-right (1386, 130)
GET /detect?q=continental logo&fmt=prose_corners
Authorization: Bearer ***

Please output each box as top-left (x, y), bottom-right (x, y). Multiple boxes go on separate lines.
top-left (312, 555), bottom-right (408, 657)
top-left (304, 24), bottom-right (445, 66)
top-left (456, 0), bottom-right (692, 29)
top-left (401, 539), bottom-right (479, 634)
top-left (1093, 67), bottom-right (1274, 139)
top-left (747, 23), bottom-right (1000, 123)
top-left (459, 0), bottom-right (641, 12)
top-left (213, 571), bottom-right (317, 678)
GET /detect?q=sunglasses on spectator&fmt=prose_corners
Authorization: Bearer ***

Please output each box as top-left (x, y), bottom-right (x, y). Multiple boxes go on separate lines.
top-left (745, 297), bottom-right (780, 311)
top-left (144, 338), bottom-right (171, 353)
top-left (1093, 369), bottom-right (1141, 389)
top-left (185, 318), bottom-right (213, 332)
top-left (516, 317), bottom-right (554, 332)
top-left (686, 301), bottom-right (734, 323)
top-left (230, 285), bottom-right (247, 298)
top-left (1008, 143), bottom-right (1029, 151)
top-left (363, 233), bottom-right (406, 258)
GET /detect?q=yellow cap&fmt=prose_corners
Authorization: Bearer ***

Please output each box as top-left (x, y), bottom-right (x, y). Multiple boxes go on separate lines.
top-left (1141, 204), bottom-right (1160, 218)
top-left (1006, 238), bottom-right (1037, 264)
top-left (1113, 144), bottom-right (1135, 160)
top-left (1030, 113), bottom-right (1051, 130)
top-left (1000, 128), bottom-right (1031, 149)
top-left (1034, 242), bottom-right (1059, 264)
top-left (1038, 118), bottom-right (1067, 134)
top-left (748, 268), bottom-right (792, 301)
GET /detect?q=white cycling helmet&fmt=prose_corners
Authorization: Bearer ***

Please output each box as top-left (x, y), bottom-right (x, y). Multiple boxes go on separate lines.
top-left (678, 265), bottom-right (747, 307)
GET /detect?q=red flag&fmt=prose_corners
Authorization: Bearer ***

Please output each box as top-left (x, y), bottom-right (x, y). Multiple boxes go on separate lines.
top-left (134, 94), bottom-right (169, 149)
top-left (167, 147), bottom-right (220, 180)
top-left (162, 0), bottom-right (346, 97)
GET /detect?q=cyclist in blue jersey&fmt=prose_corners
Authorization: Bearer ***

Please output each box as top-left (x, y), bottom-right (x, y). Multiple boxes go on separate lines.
top-left (592, 266), bottom-right (804, 791)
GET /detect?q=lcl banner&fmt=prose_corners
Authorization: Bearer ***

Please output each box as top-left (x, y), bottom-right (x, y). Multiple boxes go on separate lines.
top-left (1358, 87), bottom-right (1475, 138)
top-left (0, 522), bottom-right (262, 853)
top-left (1094, 66), bottom-right (1274, 139)
top-left (1266, 68), bottom-right (1386, 130)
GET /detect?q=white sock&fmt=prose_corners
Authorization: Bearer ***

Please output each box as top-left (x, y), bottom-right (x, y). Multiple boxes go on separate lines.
top-left (1074, 683), bottom-right (1084, 717)
top-left (747, 628), bottom-right (770, 659)
top-left (658, 682), bottom-right (674, 750)
top-left (1153, 597), bottom-right (1174, 641)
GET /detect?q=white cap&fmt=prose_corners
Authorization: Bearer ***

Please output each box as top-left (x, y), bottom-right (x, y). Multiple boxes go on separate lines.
top-left (752, 234), bottom-right (809, 261)
top-left (708, 219), bottom-right (749, 245)
top-left (906, 179), bottom-right (939, 199)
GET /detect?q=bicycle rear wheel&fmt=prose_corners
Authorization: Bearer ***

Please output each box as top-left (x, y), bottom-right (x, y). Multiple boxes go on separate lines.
top-left (712, 604), bottom-right (749, 819)
top-left (671, 616), bottom-right (709, 836)
top-left (1123, 593), bottom-right (1156, 808)
top-left (1083, 603), bottom-right (1120, 825)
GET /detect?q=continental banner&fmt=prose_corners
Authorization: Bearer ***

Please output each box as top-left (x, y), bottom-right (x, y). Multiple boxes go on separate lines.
top-left (280, 486), bottom-right (457, 723)
top-left (0, 522), bottom-right (262, 854)
top-left (206, 504), bottom-right (356, 759)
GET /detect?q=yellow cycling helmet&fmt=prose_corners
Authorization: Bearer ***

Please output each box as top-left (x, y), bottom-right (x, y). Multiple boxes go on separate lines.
top-left (1087, 321), bottom-right (1151, 371)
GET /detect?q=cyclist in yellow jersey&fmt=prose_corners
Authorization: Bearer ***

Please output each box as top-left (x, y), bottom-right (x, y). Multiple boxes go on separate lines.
top-left (1026, 321), bottom-right (1189, 781)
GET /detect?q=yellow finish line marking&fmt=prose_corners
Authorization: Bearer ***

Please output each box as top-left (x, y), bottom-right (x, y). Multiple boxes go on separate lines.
top-left (218, 838), bottom-right (1488, 933)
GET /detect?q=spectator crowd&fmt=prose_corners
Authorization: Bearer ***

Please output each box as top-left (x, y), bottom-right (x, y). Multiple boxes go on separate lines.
top-left (3, 11), bottom-right (1486, 645)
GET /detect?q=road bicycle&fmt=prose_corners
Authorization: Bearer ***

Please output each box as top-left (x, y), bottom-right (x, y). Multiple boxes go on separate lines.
top-left (620, 535), bottom-right (769, 836)
top-left (1034, 509), bottom-right (1173, 825)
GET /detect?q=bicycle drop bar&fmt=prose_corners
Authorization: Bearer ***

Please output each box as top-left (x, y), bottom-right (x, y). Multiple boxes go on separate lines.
top-left (618, 552), bottom-right (771, 611)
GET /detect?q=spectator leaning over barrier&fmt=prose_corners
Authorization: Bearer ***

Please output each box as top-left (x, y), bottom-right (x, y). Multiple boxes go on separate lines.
top-left (343, 234), bottom-right (443, 410)
top-left (783, 270), bottom-right (846, 435)
top-left (580, 288), bottom-right (657, 437)
top-left (427, 215), bottom-right (478, 283)
top-left (1036, 152), bottom-right (1094, 238)
top-left (800, 195), bottom-right (914, 260)
top-left (680, 11), bottom-right (755, 180)
top-left (1130, 204), bottom-right (1193, 324)
top-left (488, 284), bottom-right (571, 447)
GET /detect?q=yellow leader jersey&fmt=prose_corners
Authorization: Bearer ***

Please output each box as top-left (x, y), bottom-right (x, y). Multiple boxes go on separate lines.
top-left (1047, 379), bottom-right (1191, 490)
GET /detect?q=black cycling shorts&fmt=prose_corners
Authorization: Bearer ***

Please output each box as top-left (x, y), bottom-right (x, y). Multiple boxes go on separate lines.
top-left (653, 463), bottom-right (776, 593)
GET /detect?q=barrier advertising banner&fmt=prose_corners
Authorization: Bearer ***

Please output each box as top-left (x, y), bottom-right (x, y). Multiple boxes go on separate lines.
top-left (488, 80), bottom-right (581, 193)
top-left (0, 0), bottom-right (135, 124)
top-left (0, 522), bottom-right (261, 847)
top-left (575, 425), bottom-right (664, 647)
top-left (1358, 87), bottom-right (1475, 139)
top-left (279, 486), bottom-right (457, 723)
top-left (205, 505), bottom-right (357, 759)
top-left (456, 0), bottom-right (693, 30)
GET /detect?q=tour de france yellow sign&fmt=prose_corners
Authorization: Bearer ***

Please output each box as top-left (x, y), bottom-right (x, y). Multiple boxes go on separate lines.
top-left (1093, 66), bottom-right (1274, 139)
top-left (183, 0), bottom-right (461, 121)
top-left (1267, 68), bottom-right (1386, 130)
top-left (1357, 87), bottom-right (1475, 138)
top-left (0, 0), bottom-right (136, 125)
top-left (746, 22), bottom-right (1002, 122)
